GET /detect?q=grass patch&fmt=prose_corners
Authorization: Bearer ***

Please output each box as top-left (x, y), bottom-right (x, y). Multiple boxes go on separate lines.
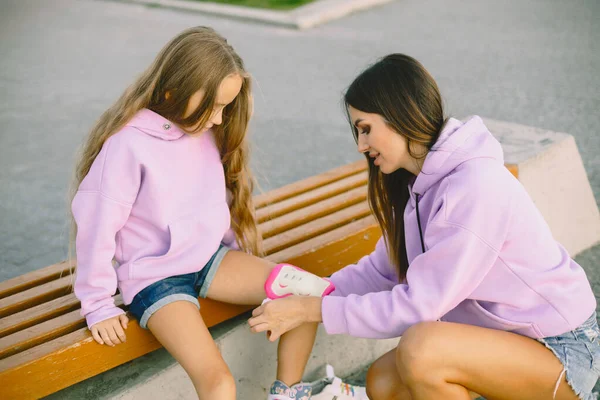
top-left (192, 0), bottom-right (316, 11)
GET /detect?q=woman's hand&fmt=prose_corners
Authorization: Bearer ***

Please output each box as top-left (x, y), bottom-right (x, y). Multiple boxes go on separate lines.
top-left (90, 314), bottom-right (129, 346)
top-left (248, 296), bottom-right (322, 342)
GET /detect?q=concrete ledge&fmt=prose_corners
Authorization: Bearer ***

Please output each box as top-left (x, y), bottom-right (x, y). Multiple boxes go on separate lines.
top-left (119, 319), bottom-right (396, 399)
top-left (483, 118), bottom-right (600, 256)
top-left (119, 0), bottom-right (395, 29)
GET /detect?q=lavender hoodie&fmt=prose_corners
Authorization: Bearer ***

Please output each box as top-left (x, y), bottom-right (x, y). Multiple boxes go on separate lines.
top-left (322, 116), bottom-right (596, 339)
top-left (72, 109), bottom-right (237, 328)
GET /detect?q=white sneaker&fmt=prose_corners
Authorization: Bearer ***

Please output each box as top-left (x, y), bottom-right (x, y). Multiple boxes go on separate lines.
top-left (311, 365), bottom-right (369, 400)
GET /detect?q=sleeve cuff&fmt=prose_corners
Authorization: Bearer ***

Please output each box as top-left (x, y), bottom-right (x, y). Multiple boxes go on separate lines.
top-left (321, 295), bottom-right (349, 335)
top-left (85, 306), bottom-right (126, 329)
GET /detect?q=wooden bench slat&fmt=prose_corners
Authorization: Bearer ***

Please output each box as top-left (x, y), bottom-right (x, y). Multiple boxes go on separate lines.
top-left (0, 261), bottom-right (74, 300)
top-left (268, 215), bottom-right (380, 275)
top-left (0, 276), bottom-right (72, 319)
top-left (0, 302), bottom-right (260, 400)
top-left (0, 309), bottom-right (86, 359)
top-left (257, 172), bottom-right (368, 223)
top-left (0, 294), bottom-right (80, 338)
top-left (259, 186), bottom-right (367, 239)
top-left (0, 298), bottom-right (252, 374)
top-left (0, 323), bottom-right (157, 400)
top-left (254, 160), bottom-right (367, 209)
top-left (0, 295), bottom-right (123, 360)
top-left (263, 201), bottom-right (372, 255)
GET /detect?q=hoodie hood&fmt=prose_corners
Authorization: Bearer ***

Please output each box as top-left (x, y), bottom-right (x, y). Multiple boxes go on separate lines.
top-left (412, 116), bottom-right (504, 195)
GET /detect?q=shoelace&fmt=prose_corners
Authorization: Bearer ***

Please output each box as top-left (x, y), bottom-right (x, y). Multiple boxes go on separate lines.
top-left (328, 377), bottom-right (363, 397)
top-left (338, 381), bottom-right (357, 396)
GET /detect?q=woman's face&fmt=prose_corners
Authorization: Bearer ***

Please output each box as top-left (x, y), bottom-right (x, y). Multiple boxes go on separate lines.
top-left (183, 73), bottom-right (243, 133)
top-left (349, 105), bottom-right (420, 175)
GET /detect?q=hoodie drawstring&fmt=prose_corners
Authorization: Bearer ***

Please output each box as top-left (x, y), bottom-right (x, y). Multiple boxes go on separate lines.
top-left (415, 194), bottom-right (426, 254)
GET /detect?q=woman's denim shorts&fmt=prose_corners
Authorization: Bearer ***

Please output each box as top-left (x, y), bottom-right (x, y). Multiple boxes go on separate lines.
top-left (129, 244), bottom-right (231, 329)
top-left (538, 312), bottom-right (600, 400)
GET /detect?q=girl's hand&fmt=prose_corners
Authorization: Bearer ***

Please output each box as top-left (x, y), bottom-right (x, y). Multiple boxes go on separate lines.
top-left (90, 314), bottom-right (129, 346)
top-left (248, 296), bottom-right (322, 342)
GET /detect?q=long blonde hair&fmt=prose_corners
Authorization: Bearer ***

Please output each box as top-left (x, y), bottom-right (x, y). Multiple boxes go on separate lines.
top-left (70, 26), bottom-right (261, 264)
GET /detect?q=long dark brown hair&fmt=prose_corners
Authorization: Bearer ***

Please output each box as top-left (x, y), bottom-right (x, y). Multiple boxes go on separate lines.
top-left (70, 26), bottom-right (261, 266)
top-left (344, 54), bottom-right (446, 280)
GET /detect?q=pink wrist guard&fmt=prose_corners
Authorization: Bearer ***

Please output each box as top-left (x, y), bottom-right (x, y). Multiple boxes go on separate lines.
top-left (264, 263), bottom-right (335, 299)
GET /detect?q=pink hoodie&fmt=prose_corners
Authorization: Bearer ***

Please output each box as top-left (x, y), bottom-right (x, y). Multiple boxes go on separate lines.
top-left (72, 109), bottom-right (237, 328)
top-left (322, 116), bottom-right (596, 339)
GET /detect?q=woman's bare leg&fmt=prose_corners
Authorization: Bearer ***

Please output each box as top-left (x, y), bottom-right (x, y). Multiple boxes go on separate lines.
top-left (366, 349), bottom-right (479, 399)
top-left (381, 321), bottom-right (579, 400)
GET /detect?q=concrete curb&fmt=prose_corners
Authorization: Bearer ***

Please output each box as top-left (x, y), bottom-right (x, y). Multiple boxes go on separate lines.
top-left (119, 0), bottom-right (396, 29)
top-left (484, 118), bottom-right (600, 257)
top-left (113, 318), bottom-right (397, 399)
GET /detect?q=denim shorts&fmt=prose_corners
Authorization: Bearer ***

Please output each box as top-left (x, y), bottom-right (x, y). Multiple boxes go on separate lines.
top-left (129, 244), bottom-right (231, 329)
top-left (538, 312), bottom-right (600, 400)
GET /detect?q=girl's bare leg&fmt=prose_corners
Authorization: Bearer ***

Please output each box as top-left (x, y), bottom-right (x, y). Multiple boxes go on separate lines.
top-left (206, 250), bottom-right (318, 386)
top-left (147, 301), bottom-right (236, 399)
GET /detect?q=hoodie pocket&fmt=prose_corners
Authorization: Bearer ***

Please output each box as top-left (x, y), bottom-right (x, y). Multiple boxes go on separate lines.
top-left (471, 300), bottom-right (536, 334)
top-left (130, 204), bottom-right (229, 280)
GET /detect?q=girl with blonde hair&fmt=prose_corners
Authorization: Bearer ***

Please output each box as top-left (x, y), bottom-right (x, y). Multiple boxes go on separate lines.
top-left (70, 26), bottom-right (318, 399)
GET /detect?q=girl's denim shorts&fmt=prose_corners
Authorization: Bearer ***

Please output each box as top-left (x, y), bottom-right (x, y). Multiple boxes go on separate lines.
top-left (538, 312), bottom-right (600, 400)
top-left (129, 244), bottom-right (231, 329)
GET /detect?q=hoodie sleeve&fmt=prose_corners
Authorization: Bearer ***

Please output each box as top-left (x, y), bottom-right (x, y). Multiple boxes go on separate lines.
top-left (72, 134), bottom-right (141, 328)
top-left (322, 221), bottom-right (500, 338)
top-left (327, 237), bottom-right (399, 297)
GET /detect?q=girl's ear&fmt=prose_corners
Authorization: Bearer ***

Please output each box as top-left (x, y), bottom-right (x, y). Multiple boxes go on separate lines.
top-left (165, 91), bottom-right (171, 100)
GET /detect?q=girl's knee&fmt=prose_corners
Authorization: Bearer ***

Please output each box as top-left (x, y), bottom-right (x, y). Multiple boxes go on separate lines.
top-left (213, 372), bottom-right (236, 394)
top-left (192, 368), bottom-right (236, 397)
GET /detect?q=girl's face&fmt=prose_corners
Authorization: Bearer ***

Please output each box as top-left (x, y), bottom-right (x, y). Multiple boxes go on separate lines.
top-left (184, 73), bottom-right (243, 133)
top-left (349, 106), bottom-right (421, 175)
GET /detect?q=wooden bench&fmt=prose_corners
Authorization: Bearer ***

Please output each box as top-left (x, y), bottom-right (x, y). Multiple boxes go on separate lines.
top-left (0, 159), bottom-right (519, 399)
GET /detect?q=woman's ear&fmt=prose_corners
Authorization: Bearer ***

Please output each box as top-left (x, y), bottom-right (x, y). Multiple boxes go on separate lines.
top-left (165, 91), bottom-right (171, 100)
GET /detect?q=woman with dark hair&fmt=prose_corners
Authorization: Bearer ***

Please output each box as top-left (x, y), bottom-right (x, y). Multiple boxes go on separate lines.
top-left (249, 54), bottom-right (599, 399)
